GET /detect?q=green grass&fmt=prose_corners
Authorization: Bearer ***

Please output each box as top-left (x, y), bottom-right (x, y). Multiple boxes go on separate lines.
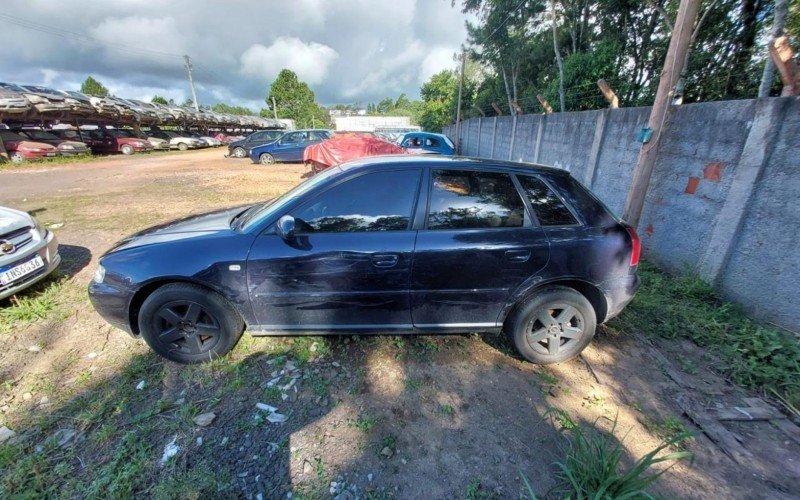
top-left (466, 478), bottom-right (497, 500)
top-left (549, 419), bottom-right (691, 499)
top-left (610, 262), bottom-right (800, 410)
top-left (348, 414), bottom-right (380, 433)
top-left (0, 276), bottom-right (73, 334)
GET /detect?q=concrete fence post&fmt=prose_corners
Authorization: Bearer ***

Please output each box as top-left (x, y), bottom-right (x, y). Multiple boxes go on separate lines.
top-left (490, 117), bottom-right (498, 159)
top-left (477, 118), bottom-right (483, 157)
top-left (533, 114), bottom-right (545, 163)
top-left (508, 115), bottom-right (518, 161)
top-left (697, 98), bottom-right (787, 284)
top-left (584, 109), bottom-right (609, 188)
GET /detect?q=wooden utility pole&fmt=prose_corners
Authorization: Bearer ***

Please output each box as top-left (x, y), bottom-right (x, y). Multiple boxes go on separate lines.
top-left (454, 51), bottom-right (467, 153)
top-left (622, 0), bottom-right (701, 228)
top-left (536, 95), bottom-right (553, 114)
top-left (597, 79), bottom-right (619, 108)
top-left (769, 36), bottom-right (800, 96)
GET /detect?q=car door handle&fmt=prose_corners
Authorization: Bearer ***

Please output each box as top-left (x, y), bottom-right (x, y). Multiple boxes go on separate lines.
top-left (371, 254), bottom-right (399, 268)
top-left (505, 250), bottom-right (531, 262)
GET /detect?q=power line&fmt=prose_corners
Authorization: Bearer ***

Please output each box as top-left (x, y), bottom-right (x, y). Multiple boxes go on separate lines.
top-left (0, 13), bottom-right (182, 60)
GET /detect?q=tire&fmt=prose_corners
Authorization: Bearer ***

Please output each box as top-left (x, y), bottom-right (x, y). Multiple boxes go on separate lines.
top-left (138, 283), bottom-right (244, 364)
top-left (232, 147), bottom-right (246, 158)
top-left (177, 142), bottom-right (189, 151)
top-left (9, 152), bottom-right (25, 163)
top-left (259, 153), bottom-right (275, 165)
top-left (120, 144), bottom-right (134, 155)
top-left (507, 286), bottom-right (596, 364)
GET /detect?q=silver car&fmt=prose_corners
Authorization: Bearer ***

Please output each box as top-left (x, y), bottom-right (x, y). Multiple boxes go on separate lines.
top-left (0, 206), bottom-right (60, 300)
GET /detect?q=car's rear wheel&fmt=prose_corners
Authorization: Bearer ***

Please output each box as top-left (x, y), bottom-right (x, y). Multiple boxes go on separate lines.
top-left (259, 153), bottom-right (275, 165)
top-left (232, 147), bottom-right (246, 158)
top-left (177, 142), bottom-right (189, 151)
top-left (9, 152), bottom-right (25, 163)
top-left (138, 283), bottom-right (244, 364)
top-left (507, 286), bottom-right (596, 364)
top-left (120, 144), bottom-right (134, 155)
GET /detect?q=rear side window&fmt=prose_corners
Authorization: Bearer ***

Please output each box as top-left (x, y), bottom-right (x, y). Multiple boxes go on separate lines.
top-left (517, 175), bottom-right (578, 226)
top-left (293, 169), bottom-right (420, 233)
top-left (427, 170), bottom-right (525, 230)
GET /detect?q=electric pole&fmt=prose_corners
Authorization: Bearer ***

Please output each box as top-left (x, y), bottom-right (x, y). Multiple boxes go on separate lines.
top-left (271, 97), bottom-right (278, 120)
top-left (454, 50), bottom-right (466, 154)
top-left (622, 0), bottom-right (701, 228)
top-left (183, 55), bottom-right (200, 113)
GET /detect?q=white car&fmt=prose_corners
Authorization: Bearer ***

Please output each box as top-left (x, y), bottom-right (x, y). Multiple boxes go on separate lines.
top-left (0, 206), bottom-right (60, 300)
top-left (147, 130), bottom-right (206, 151)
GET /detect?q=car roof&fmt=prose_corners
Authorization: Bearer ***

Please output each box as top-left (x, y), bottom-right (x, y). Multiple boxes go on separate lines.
top-left (337, 155), bottom-right (569, 177)
top-left (402, 132), bottom-right (446, 139)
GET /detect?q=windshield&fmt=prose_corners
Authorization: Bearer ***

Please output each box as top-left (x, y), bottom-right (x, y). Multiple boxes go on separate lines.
top-left (107, 129), bottom-right (134, 138)
top-left (22, 130), bottom-right (58, 140)
top-left (0, 131), bottom-right (25, 141)
top-left (239, 167), bottom-right (342, 231)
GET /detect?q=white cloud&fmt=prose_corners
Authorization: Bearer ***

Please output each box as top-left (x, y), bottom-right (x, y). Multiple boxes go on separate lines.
top-left (419, 46), bottom-right (458, 85)
top-left (239, 37), bottom-right (339, 86)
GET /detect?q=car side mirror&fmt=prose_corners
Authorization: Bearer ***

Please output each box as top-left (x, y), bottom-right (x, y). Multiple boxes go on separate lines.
top-left (276, 215), bottom-right (296, 240)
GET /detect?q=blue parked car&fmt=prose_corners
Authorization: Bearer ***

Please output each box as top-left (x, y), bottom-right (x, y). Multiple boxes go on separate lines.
top-left (399, 132), bottom-right (455, 155)
top-left (250, 129), bottom-right (332, 164)
top-left (88, 155), bottom-right (641, 365)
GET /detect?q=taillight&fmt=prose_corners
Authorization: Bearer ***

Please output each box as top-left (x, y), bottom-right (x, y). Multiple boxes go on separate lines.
top-left (625, 226), bottom-right (641, 266)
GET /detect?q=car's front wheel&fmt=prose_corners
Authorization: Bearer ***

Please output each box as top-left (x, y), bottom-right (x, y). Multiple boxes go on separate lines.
top-left (177, 142), bottom-right (189, 151)
top-left (120, 144), bottom-right (134, 155)
top-left (9, 152), bottom-right (25, 163)
top-left (259, 153), bottom-right (275, 165)
top-left (232, 146), bottom-right (246, 158)
top-left (507, 286), bottom-right (596, 364)
top-left (138, 283), bottom-right (244, 364)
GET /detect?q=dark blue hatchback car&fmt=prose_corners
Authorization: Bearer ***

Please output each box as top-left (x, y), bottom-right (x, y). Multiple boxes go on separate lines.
top-left (249, 129), bottom-right (332, 164)
top-left (89, 156), bottom-right (640, 364)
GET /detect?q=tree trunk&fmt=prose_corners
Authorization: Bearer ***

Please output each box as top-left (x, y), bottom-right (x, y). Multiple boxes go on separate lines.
top-left (759, 0), bottom-right (788, 97)
top-left (551, 0), bottom-right (566, 112)
top-left (502, 67), bottom-right (516, 115)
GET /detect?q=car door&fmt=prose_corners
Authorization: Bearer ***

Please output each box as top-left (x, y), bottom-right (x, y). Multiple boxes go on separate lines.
top-left (270, 132), bottom-right (302, 161)
top-left (245, 131), bottom-right (268, 148)
top-left (246, 168), bottom-right (423, 330)
top-left (411, 168), bottom-right (551, 328)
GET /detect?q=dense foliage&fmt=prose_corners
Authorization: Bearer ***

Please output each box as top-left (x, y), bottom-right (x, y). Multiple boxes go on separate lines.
top-left (263, 69), bottom-right (330, 128)
top-left (433, 0), bottom-right (800, 120)
top-left (80, 76), bottom-right (109, 97)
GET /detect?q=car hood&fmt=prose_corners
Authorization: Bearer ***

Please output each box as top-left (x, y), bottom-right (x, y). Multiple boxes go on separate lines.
top-left (17, 140), bottom-right (57, 151)
top-left (0, 206), bottom-right (33, 235)
top-left (106, 205), bottom-right (251, 254)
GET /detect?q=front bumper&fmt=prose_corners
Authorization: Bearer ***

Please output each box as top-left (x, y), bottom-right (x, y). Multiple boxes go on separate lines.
top-left (88, 279), bottom-right (135, 336)
top-left (0, 231), bottom-right (61, 300)
top-left (19, 149), bottom-right (60, 160)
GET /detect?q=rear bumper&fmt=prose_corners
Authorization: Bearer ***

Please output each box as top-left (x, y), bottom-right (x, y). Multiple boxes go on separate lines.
top-left (0, 231), bottom-right (60, 300)
top-left (599, 271), bottom-right (640, 322)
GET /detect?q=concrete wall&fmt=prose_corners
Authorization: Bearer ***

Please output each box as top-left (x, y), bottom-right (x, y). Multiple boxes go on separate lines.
top-left (445, 97), bottom-right (800, 332)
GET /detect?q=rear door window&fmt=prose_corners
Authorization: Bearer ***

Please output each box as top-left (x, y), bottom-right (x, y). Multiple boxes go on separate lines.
top-left (517, 175), bottom-right (578, 226)
top-left (427, 170), bottom-right (525, 230)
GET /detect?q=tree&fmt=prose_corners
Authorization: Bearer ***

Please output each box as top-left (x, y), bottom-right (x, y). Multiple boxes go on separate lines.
top-left (181, 98), bottom-right (194, 107)
top-left (419, 70), bottom-right (459, 131)
top-left (212, 103), bottom-right (255, 116)
top-left (81, 76), bottom-right (109, 96)
top-left (266, 69), bottom-right (329, 128)
top-left (151, 95), bottom-right (168, 105)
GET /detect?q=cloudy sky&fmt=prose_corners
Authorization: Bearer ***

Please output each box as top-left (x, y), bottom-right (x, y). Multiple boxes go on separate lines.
top-left (0, 0), bottom-right (471, 110)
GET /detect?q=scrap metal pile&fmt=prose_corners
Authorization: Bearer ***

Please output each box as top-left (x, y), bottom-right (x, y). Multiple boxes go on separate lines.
top-left (0, 82), bottom-right (280, 130)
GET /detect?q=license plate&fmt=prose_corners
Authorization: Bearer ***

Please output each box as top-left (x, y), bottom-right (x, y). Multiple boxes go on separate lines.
top-left (46, 152), bottom-right (57, 157)
top-left (0, 255), bottom-right (44, 285)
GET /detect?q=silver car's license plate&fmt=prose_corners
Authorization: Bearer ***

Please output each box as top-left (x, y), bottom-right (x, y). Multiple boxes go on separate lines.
top-left (0, 255), bottom-right (44, 285)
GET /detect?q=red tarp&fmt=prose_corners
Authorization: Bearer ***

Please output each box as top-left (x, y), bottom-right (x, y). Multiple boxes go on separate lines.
top-left (303, 134), bottom-right (405, 171)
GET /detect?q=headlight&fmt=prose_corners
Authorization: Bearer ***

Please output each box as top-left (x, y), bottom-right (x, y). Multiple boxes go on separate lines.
top-left (32, 217), bottom-right (47, 238)
top-left (61, 144), bottom-right (75, 150)
top-left (92, 265), bottom-right (106, 284)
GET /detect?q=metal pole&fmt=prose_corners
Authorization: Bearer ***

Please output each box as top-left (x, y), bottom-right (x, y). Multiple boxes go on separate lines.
top-left (271, 97), bottom-right (278, 120)
top-left (454, 51), bottom-right (466, 153)
top-left (184, 55), bottom-right (200, 113)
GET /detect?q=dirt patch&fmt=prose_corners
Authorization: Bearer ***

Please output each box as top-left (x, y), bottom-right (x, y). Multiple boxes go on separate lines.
top-left (0, 150), bottom-right (798, 498)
